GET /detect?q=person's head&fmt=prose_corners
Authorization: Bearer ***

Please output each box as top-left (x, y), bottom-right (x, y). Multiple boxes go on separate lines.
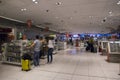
top-left (36, 35), bottom-right (39, 39)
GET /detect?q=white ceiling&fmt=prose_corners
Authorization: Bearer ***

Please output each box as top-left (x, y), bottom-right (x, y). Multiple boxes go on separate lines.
top-left (0, 0), bottom-right (120, 33)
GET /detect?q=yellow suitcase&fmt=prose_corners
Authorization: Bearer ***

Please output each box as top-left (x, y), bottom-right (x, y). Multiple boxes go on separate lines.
top-left (21, 59), bottom-right (31, 71)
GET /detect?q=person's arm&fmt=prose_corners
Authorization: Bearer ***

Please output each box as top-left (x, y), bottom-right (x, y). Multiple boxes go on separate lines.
top-left (28, 41), bottom-right (35, 48)
top-left (30, 42), bottom-right (35, 48)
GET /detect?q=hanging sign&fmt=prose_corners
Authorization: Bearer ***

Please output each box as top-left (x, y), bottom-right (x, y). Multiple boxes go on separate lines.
top-left (66, 32), bottom-right (69, 38)
top-left (111, 34), bottom-right (117, 40)
top-left (27, 20), bottom-right (32, 28)
top-left (44, 27), bottom-right (49, 32)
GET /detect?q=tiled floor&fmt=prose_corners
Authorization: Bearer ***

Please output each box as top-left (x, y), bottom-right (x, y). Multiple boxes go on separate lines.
top-left (0, 47), bottom-right (120, 80)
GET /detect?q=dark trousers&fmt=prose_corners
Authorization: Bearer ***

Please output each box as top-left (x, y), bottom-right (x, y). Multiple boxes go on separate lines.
top-left (47, 48), bottom-right (53, 63)
top-left (33, 51), bottom-right (40, 66)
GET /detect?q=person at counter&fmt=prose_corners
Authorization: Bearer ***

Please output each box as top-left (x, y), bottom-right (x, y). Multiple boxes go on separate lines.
top-left (47, 37), bottom-right (54, 63)
top-left (27, 35), bottom-right (41, 66)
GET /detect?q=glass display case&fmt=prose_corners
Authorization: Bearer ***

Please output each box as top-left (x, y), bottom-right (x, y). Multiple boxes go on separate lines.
top-left (107, 41), bottom-right (120, 62)
top-left (101, 41), bottom-right (109, 50)
top-left (98, 40), bottom-right (109, 54)
top-left (108, 41), bottom-right (120, 54)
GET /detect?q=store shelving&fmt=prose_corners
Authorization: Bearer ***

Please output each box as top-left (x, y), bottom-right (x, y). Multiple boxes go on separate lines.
top-left (2, 40), bottom-right (33, 65)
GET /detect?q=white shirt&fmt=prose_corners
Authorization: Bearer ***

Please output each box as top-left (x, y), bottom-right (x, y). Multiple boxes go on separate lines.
top-left (48, 40), bottom-right (54, 48)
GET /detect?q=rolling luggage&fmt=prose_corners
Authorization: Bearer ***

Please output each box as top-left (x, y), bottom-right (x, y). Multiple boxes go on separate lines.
top-left (21, 59), bottom-right (31, 71)
top-left (21, 54), bottom-right (32, 71)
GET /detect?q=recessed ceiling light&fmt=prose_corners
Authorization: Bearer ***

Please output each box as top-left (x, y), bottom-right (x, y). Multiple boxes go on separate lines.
top-left (117, 1), bottom-right (120, 5)
top-left (35, 1), bottom-right (38, 4)
top-left (21, 8), bottom-right (27, 11)
top-left (23, 8), bottom-right (27, 10)
top-left (32, 0), bottom-right (36, 2)
top-left (104, 17), bottom-right (107, 20)
top-left (21, 9), bottom-right (24, 11)
top-left (109, 11), bottom-right (112, 14)
top-left (108, 11), bottom-right (113, 16)
top-left (56, 2), bottom-right (62, 6)
top-left (89, 16), bottom-right (93, 18)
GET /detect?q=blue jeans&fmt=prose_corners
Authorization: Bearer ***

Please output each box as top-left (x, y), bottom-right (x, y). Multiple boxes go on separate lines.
top-left (47, 48), bottom-right (53, 63)
top-left (33, 51), bottom-right (40, 66)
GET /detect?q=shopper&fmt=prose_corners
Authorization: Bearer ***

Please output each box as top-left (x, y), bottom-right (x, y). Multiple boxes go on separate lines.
top-left (47, 37), bottom-right (54, 63)
top-left (28, 35), bottom-right (41, 66)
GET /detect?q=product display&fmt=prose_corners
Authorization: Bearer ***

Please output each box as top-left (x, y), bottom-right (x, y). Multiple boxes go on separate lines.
top-left (58, 42), bottom-right (67, 50)
top-left (107, 41), bottom-right (120, 53)
top-left (98, 40), bottom-right (109, 55)
top-left (106, 41), bottom-right (120, 62)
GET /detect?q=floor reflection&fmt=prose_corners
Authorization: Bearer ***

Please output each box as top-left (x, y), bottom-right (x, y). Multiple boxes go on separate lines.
top-left (66, 47), bottom-right (85, 55)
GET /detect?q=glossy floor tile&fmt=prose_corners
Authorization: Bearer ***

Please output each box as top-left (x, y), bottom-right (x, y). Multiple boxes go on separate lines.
top-left (0, 47), bottom-right (120, 80)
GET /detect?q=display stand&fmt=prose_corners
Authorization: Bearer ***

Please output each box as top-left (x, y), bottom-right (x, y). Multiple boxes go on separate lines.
top-left (80, 42), bottom-right (85, 52)
top-left (98, 40), bottom-right (109, 55)
top-left (107, 41), bottom-right (120, 62)
top-left (58, 42), bottom-right (67, 50)
top-left (1, 40), bottom-right (33, 65)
